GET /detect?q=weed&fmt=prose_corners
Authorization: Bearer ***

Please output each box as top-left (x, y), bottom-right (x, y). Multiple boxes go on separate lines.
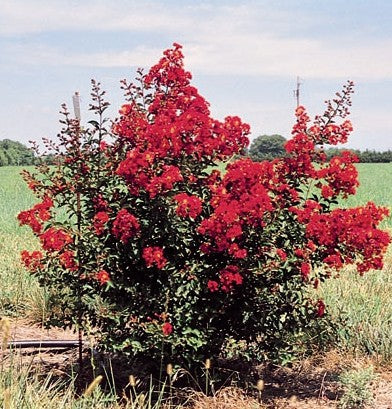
top-left (338, 365), bottom-right (376, 409)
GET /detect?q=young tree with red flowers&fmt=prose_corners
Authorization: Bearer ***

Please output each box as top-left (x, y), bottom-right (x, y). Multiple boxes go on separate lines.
top-left (18, 44), bottom-right (390, 367)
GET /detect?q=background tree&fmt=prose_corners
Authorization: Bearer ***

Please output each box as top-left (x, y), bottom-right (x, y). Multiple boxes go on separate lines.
top-left (0, 139), bottom-right (35, 166)
top-left (249, 134), bottom-right (287, 161)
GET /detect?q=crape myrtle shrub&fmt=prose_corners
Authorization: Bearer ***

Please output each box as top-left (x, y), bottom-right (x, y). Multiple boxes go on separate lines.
top-left (19, 44), bottom-right (390, 366)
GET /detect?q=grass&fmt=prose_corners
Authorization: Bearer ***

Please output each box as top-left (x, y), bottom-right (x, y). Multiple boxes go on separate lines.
top-left (0, 166), bottom-right (43, 318)
top-left (0, 166), bottom-right (36, 234)
top-left (0, 360), bottom-right (164, 409)
top-left (320, 247), bottom-right (392, 363)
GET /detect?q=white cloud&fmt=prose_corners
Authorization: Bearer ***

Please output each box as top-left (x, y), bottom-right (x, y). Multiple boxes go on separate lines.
top-left (2, 1), bottom-right (391, 80)
top-left (4, 43), bottom-right (163, 69)
top-left (0, 0), bottom-right (190, 35)
top-left (5, 37), bottom-right (392, 81)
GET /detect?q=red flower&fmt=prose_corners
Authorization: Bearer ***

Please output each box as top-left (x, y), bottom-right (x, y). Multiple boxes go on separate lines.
top-left (147, 165), bottom-right (183, 198)
top-left (316, 300), bottom-right (325, 317)
top-left (142, 246), bottom-right (167, 269)
top-left (59, 250), bottom-right (78, 271)
top-left (112, 209), bottom-right (140, 244)
top-left (300, 262), bottom-right (311, 280)
top-left (294, 248), bottom-right (306, 258)
top-left (219, 265), bottom-right (243, 292)
top-left (93, 195), bottom-right (108, 211)
top-left (323, 253), bottom-right (343, 269)
top-left (40, 228), bottom-right (72, 252)
top-left (207, 280), bottom-right (219, 292)
top-left (162, 322), bottom-right (173, 336)
top-left (321, 185), bottom-right (334, 199)
top-left (234, 248), bottom-right (247, 259)
top-left (18, 209), bottom-right (42, 233)
top-left (21, 250), bottom-right (43, 272)
top-left (306, 203), bottom-right (390, 273)
top-left (276, 248), bottom-right (287, 261)
top-left (93, 211), bottom-right (109, 236)
top-left (17, 196), bottom-right (53, 234)
top-left (115, 43), bottom-right (250, 197)
top-left (174, 193), bottom-right (203, 219)
top-left (96, 270), bottom-right (110, 285)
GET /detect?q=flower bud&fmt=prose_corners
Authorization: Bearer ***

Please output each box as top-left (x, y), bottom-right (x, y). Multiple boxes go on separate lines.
top-left (205, 358), bottom-right (211, 370)
top-left (256, 379), bottom-right (264, 391)
top-left (83, 375), bottom-right (103, 397)
top-left (129, 374), bottom-right (136, 387)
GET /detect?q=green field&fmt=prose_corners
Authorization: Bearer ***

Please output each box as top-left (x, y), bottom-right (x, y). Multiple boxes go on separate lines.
top-left (339, 162), bottom-right (392, 228)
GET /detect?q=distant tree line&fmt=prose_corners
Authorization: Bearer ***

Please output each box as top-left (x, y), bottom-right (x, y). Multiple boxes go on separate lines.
top-left (324, 147), bottom-right (392, 163)
top-left (1, 137), bottom-right (391, 166)
top-left (248, 134), bottom-right (392, 163)
top-left (0, 139), bottom-right (57, 166)
top-left (0, 139), bottom-right (35, 166)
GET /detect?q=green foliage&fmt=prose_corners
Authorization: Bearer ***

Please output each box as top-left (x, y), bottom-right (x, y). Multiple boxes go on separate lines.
top-left (248, 134), bottom-right (286, 161)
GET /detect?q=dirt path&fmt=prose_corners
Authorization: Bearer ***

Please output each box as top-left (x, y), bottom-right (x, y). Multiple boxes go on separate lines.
top-left (7, 317), bottom-right (77, 342)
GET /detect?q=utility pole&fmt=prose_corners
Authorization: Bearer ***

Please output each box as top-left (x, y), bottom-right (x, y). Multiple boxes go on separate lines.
top-left (72, 91), bottom-right (83, 369)
top-left (293, 76), bottom-right (301, 107)
top-left (72, 91), bottom-right (81, 121)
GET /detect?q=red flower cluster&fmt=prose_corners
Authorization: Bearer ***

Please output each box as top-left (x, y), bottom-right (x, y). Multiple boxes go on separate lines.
top-left (111, 209), bottom-right (140, 244)
top-left (276, 248), bottom-right (287, 261)
top-left (21, 250), bottom-right (43, 272)
top-left (93, 211), bottom-right (109, 236)
top-left (283, 101), bottom-right (356, 192)
top-left (59, 250), bottom-right (78, 271)
top-left (323, 253), bottom-right (343, 269)
top-left (115, 149), bottom-right (155, 195)
top-left (142, 246), bottom-right (167, 269)
top-left (321, 120), bottom-right (353, 145)
top-left (174, 193), bottom-right (203, 219)
top-left (162, 322), bottom-right (173, 336)
top-left (17, 196), bottom-right (53, 233)
top-left (289, 200), bottom-right (321, 223)
top-left (316, 151), bottom-right (359, 198)
top-left (96, 269), bottom-right (110, 285)
top-left (93, 195), bottom-right (109, 212)
top-left (114, 44), bottom-right (250, 197)
top-left (198, 159), bottom-right (273, 254)
top-left (40, 228), bottom-right (72, 252)
top-left (208, 265), bottom-right (243, 293)
top-left (300, 262), bottom-right (311, 280)
top-left (146, 165), bottom-right (183, 198)
top-left (316, 299), bottom-right (326, 317)
top-left (306, 202), bottom-right (390, 273)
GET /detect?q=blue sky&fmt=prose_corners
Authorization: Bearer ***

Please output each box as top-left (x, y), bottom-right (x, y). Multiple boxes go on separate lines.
top-left (0, 0), bottom-right (391, 150)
